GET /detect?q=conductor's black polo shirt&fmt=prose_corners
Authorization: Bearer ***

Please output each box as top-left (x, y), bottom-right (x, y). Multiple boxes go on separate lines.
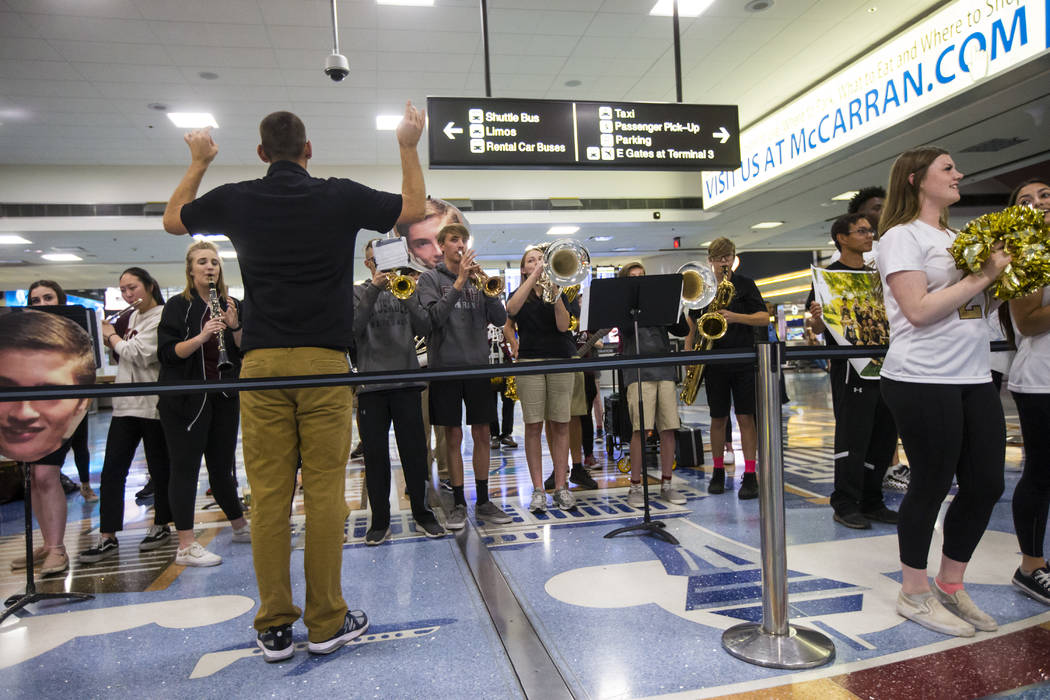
top-left (180, 161), bottom-right (402, 352)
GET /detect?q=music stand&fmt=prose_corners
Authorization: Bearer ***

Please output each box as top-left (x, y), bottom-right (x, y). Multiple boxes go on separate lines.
top-left (1, 461), bottom-right (94, 624)
top-left (589, 274), bottom-right (682, 544)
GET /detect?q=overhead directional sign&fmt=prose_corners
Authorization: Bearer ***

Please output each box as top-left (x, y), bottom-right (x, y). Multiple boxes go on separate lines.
top-left (427, 96), bottom-right (740, 171)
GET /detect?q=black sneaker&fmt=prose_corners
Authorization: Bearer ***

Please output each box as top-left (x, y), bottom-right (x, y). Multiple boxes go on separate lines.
top-left (543, 472), bottom-right (555, 490)
top-left (569, 465), bottom-right (598, 490)
top-left (135, 479), bottom-right (154, 499)
top-left (139, 524), bottom-right (171, 551)
top-left (708, 468), bottom-right (725, 495)
top-left (417, 519), bottom-right (447, 538)
top-left (257, 623), bottom-right (294, 662)
top-left (308, 609), bottom-right (368, 655)
top-left (738, 472), bottom-right (758, 500)
top-left (1013, 566), bottom-right (1050, 605)
top-left (500, 435), bottom-right (518, 448)
top-left (862, 506), bottom-right (899, 524)
top-left (834, 511), bottom-right (872, 529)
top-left (78, 536), bottom-right (119, 563)
top-left (439, 479), bottom-right (453, 492)
top-left (364, 527), bottom-right (390, 546)
top-left (350, 443), bottom-right (364, 460)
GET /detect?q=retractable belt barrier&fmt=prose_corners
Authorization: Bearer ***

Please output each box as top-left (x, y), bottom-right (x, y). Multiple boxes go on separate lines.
top-left (0, 340), bottom-right (1013, 666)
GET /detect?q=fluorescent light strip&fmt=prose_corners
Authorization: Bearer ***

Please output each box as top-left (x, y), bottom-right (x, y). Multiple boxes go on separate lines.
top-left (832, 190), bottom-right (859, 201)
top-left (649, 0), bottom-right (714, 17)
top-left (167, 112), bottom-right (218, 128)
top-left (546, 226), bottom-right (580, 236)
top-left (193, 234), bottom-right (229, 242)
top-left (375, 115), bottom-right (402, 130)
top-left (41, 253), bottom-right (82, 262)
top-left (376, 0), bottom-right (434, 5)
top-left (219, 250), bottom-right (238, 259)
top-left (755, 269), bottom-right (812, 286)
top-left (762, 284), bottom-right (812, 299)
top-left (750, 221), bottom-right (784, 230)
top-left (0, 234), bottom-right (31, 244)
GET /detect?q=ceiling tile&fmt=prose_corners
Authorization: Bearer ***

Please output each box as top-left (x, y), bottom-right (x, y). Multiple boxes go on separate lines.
top-left (49, 39), bottom-right (170, 65)
top-left (23, 13), bottom-right (157, 42)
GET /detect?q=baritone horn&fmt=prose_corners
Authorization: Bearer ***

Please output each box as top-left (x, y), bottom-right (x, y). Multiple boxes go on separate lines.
top-left (540, 239), bottom-right (590, 303)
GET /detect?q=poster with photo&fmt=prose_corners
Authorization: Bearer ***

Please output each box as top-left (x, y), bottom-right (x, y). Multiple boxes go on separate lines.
top-left (810, 266), bottom-right (889, 379)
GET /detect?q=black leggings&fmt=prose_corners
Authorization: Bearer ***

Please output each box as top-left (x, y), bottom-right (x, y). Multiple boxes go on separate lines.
top-left (1011, 392), bottom-right (1050, 559)
top-left (881, 379), bottom-right (1005, 569)
top-left (358, 387), bottom-right (436, 529)
top-left (99, 416), bottom-right (172, 533)
top-left (70, 418), bottom-right (91, 484)
top-left (579, 373), bottom-right (598, 458)
top-left (489, 386), bottom-right (515, 438)
top-left (161, 393), bottom-right (243, 531)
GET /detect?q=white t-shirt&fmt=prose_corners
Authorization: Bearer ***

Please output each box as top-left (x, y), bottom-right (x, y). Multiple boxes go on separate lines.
top-left (1008, 287), bottom-right (1050, 394)
top-left (877, 219), bottom-right (989, 384)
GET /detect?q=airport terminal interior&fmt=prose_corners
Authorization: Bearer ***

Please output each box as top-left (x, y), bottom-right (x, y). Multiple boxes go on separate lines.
top-left (3, 0), bottom-right (1050, 698)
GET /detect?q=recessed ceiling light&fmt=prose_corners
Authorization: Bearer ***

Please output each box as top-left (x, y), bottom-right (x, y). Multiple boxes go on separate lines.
top-left (564, 79), bottom-right (582, 87)
top-left (198, 71), bottom-right (219, 80)
top-left (375, 115), bottom-right (402, 130)
top-left (867, 6), bottom-right (877, 13)
top-left (219, 250), bottom-right (237, 259)
top-left (0, 234), bottom-right (31, 244)
top-left (166, 112), bottom-right (218, 128)
top-left (546, 226), bottom-right (580, 236)
top-left (744, 0), bottom-right (775, 11)
top-left (650, 0), bottom-right (714, 17)
top-left (589, 235), bottom-right (613, 242)
top-left (377, 0), bottom-right (434, 5)
top-left (700, 240), bottom-right (713, 246)
top-left (42, 253), bottom-right (82, 262)
top-left (832, 190), bottom-right (859, 201)
top-left (750, 221), bottom-right (784, 229)
top-left (612, 247), bottom-right (636, 252)
top-left (148, 102), bottom-right (168, 112)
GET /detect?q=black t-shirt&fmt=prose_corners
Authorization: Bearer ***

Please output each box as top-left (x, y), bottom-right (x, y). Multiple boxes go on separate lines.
top-left (691, 272), bottom-right (767, 351)
top-left (180, 161), bottom-right (402, 352)
top-left (510, 292), bottom-right (572, 359)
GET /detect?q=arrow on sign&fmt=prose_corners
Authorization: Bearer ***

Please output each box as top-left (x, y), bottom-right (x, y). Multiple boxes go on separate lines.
top-left (712, 127), bottom-right (730, 144)
top-left (443, 122), bottom-right (464, 140)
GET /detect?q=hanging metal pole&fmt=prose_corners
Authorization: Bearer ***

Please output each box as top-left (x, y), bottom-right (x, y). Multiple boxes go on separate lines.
top-left (480, 0), bottom-right (492, 97)
top-left (721, 341), bottom-right (835, 668)
top-left (330, 0), bottom-right (340, 54)
top-left (672, 0), bottom-right (683, 102)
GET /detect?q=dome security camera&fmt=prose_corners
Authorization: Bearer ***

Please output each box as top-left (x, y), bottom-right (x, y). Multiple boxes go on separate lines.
top-left (324, 53), bottom-right (349, 82)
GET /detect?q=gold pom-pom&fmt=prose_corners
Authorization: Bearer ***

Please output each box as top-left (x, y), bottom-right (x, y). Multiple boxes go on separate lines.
top-left (950, 205), bottom-right (1050, 299)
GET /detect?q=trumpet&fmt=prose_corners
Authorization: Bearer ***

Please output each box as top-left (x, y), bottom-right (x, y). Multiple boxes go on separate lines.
top-left (389, 269), bottom-right (416, 300)
top-left (471, 268), bottom-right (505, 297)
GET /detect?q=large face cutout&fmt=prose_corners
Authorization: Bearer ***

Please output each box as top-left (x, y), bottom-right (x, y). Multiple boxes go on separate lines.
top-left (0, 349), bottom-right (89, 463)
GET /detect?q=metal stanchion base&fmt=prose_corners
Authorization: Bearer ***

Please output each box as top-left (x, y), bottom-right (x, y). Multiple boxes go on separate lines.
top-left (2, 591), bottom-right (94, 625)
top-left (721, 622), bottom-right (835, 669)
top-left (603, 519), bottom-right (679, 544)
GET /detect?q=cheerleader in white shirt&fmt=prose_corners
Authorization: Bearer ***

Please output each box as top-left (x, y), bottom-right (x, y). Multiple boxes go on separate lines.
top-left (1006, 178), bottom-right (1050, 605)
top-left (877, 147), bottom-right (1011, 637)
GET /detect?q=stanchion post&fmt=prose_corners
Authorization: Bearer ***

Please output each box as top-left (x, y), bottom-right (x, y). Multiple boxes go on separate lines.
top-left (720, 340), bottom-right (835, 668)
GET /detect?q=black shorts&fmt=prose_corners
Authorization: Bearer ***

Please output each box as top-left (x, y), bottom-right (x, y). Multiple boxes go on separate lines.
top-left (704, 366), bottom-right (755, 419)
top-left (35, 439), bottom-right (72, 467)
top-left (429, 377), bottom-right (497, 427)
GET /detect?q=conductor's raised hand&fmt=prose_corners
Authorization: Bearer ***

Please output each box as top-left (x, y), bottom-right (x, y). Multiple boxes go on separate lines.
top-left (185, 127), bottom-right (218, 165)
top-left (396, 101), bottom-right (425, 149)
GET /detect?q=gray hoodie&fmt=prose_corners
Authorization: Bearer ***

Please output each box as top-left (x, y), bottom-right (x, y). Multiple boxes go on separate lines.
top-left (417, 263), bottom-right (507, 368)
top-left (353, 281), bottom-right (431, 392)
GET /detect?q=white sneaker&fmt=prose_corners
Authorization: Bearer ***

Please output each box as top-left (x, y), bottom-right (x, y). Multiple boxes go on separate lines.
top-left (176, 542), bottom-right (222, 567)
top-left (896, 590), bottom-right (974, 637)
top-left (553, 487), bottom-right (576, 510)
top-left (231, 524), bottom-right (251, 543)
top-left (933, 583), bottom-right (998, 631)
top-left (659, 482), bottom-right (686, 505)
top-left (529, 488), bottom-right (548, 513)
top-left (627, 483), bottom-right (644, 508)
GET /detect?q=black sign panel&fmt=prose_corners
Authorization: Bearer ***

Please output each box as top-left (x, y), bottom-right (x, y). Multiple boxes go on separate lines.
top-left (427, 96), bottom-right (740, 171)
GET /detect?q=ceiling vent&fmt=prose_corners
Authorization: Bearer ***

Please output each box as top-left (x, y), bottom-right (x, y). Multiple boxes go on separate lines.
top-left (961, 137), bottom-right (1027, 153)
top-left (550, 198), bottom-right (583, 209)
top-left (445, 198), bottom-right (473, 211)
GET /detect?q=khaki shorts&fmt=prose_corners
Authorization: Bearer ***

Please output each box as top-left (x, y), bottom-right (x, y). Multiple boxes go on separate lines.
top-left (570, 372), bottom-right (588, 416)
top-left (626, 380), bottom-right (681, 432)
top-left (516, 360), bottom-right (574, 424)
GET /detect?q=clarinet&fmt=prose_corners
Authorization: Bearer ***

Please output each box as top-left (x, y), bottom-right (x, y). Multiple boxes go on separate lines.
top-left (207, 279), bottom-right (234, 374)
